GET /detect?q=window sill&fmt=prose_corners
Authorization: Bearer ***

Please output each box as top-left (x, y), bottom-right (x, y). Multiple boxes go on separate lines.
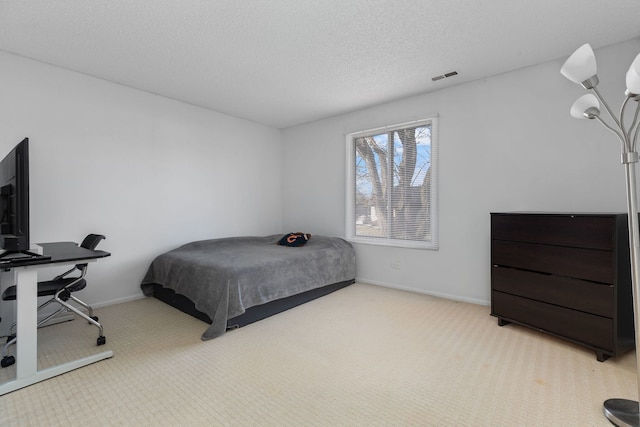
top-left (347, 236), bottom-right (439, 250)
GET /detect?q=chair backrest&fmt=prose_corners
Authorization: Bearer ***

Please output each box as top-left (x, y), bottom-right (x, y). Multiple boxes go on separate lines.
top-left (80, 234), bottom-right (106, 250)
top-left (76, 234), bottom-right (106, 272)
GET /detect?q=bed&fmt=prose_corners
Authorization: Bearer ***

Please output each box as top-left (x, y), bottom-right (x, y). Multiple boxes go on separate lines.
top-left (140, 234), bottom-right (356, 340)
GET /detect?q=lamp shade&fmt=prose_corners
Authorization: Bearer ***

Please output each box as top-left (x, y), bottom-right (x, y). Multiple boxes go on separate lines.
top-left (626, 53), bottom-right (640, 96)
top-left (570, 94), bottom-right (600, 119)
top-left (561, 43), bottom-right (597, 84)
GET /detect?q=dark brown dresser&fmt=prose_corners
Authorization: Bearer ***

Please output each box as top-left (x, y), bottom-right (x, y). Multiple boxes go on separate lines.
top-left (490, 212), bottom-right (635, 361)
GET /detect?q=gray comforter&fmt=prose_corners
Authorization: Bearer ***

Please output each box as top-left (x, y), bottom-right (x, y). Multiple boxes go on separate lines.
top-left (140, 235), bottom-right (356, 340)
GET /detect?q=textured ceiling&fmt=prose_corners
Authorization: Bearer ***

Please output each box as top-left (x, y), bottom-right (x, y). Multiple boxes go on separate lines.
top-left (1, 1), bottom-right (639, 128)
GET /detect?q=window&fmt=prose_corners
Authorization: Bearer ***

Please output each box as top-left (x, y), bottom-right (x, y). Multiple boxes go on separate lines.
top-left (346, 117), bottom-right (438, 249)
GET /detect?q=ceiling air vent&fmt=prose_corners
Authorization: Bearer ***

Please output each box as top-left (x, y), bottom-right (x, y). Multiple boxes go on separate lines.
top-left (432, 70), bottom-right (459, 82)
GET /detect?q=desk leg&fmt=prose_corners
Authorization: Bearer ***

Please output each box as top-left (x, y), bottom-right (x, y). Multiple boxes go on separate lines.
top-left (15, 268), bottom-right (38, 379)
top-left (0, 259), bottom-right (112, 396)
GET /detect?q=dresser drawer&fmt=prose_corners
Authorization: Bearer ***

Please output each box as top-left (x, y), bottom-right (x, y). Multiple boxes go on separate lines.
top-left (492, 292), bottom-right (614, 351)
top-left (491, 214), bottom-right (616, 250)
top-left (492, 266), bottom-right (614, 317)
top-left (491, 240), bottom-right (614, 283)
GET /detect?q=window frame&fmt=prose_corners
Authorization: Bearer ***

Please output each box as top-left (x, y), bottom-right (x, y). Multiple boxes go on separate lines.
top-left (345, 116), bottom-right (439, 250)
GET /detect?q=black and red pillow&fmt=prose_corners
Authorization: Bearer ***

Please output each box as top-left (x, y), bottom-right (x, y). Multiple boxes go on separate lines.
top-left (277, 232), bottom-right (311, 247)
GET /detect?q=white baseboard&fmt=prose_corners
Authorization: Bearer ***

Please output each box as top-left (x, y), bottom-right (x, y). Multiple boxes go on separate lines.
top-left (355, 277), bottom-right (490, 306)
top-left (91, 293), bottom-right (146, 309)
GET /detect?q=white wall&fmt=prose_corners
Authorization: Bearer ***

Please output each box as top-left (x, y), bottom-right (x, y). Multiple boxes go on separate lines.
top-left (2, 38), bottom-right (638, 314)
top-left (0, 51), bottom-right (283, 310)
top-left (282, 39), bottom-right (640, 305)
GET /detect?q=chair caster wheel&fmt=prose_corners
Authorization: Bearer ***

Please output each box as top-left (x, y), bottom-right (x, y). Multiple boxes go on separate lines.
top-left (97, 336), bottom-right (106, 346)
top-left (1, 356), bottom-right (15, 368)
top-left (89, 316), bottom-right (99, 324)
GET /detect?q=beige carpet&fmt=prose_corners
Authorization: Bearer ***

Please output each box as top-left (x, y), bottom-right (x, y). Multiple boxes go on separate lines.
top-left (0, 282), bottom-right (636, 426)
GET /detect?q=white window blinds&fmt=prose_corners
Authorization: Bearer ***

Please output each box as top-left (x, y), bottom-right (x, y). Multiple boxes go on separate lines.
top-left (346, 117), bottom-right (438, 249)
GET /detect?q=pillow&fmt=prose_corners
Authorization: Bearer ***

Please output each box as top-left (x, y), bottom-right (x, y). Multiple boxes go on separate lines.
top-left (277, 232), bottom-right (311, 247)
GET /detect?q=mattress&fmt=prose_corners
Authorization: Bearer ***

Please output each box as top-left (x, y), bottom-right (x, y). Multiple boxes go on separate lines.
top-left (141, 234), bottom-right (356, 339)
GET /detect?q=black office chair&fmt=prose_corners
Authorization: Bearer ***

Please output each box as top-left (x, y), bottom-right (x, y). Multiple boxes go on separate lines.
top-left (0, 234), bottom-right (107, 368)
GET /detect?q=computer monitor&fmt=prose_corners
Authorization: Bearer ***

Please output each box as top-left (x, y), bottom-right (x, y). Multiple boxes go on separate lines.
top-left (0, 138), bottom-right (30, 253)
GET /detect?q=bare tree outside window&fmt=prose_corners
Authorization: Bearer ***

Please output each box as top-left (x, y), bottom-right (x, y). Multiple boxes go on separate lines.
top-left (347, 118), bottom-right (438, 249)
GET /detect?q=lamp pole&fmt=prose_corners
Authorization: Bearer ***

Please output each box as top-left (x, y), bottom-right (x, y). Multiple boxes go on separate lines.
top-left (604, 150), bottom-right (640, 427)
top-left (561, 43), bottom-right (640, 427)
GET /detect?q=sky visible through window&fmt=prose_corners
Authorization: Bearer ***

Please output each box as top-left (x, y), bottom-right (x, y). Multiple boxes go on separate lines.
top-left (355, 125), bottom-right (431, 198)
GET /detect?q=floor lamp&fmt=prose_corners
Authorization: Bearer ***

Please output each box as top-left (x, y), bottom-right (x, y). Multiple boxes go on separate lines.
top-left (561, 43), bottom-right (640, 427)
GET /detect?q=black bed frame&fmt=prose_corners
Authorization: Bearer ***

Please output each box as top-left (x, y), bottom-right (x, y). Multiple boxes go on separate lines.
top-left (150, 279), bottom-right (355, 330)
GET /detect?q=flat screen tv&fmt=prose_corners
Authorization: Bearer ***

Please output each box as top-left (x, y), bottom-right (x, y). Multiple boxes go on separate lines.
top-left (0, 138), bottom-right (30, 253)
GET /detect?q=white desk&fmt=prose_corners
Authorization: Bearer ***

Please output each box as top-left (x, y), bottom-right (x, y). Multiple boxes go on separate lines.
top-left (0, 243), bottom-right (111, 395)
